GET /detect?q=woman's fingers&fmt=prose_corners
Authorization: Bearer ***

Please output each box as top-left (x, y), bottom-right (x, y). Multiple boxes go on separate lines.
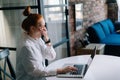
top-left (40, 27), bottom-right (48, 36)
top-left (69, 66), bottom-right (78, 71)
top-left (64, 66), bottom-right (78, 73)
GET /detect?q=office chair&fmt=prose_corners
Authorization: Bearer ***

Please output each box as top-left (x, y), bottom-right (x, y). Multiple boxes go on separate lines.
top-left (0, 49), bottom-right (16, 80)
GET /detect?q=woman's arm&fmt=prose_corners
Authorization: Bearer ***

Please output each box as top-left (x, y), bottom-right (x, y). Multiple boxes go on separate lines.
top-left (40, 38), bottom-right (56, 60)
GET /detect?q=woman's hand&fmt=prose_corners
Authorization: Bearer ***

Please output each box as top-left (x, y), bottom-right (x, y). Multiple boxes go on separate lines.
top-left (40, 27), bottom-right (49, 41)
top-left (57, 66), bottom-right (78, 74)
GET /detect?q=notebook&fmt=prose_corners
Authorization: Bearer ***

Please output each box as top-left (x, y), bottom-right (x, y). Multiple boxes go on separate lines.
top-left (57, 46), bottom-right (97, 78)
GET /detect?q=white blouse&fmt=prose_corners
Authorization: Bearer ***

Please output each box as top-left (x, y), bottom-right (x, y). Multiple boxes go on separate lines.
top-left (16, 33), bottom-right (56, 80)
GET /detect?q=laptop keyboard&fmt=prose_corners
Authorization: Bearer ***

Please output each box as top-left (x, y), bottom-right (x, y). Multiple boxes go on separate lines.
top-left (70, 65), bottom-right (83, 75)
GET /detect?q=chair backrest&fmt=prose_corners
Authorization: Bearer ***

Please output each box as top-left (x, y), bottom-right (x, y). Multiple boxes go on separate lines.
top-left (99, 20), bottom-right (111, 36)
top-left (0, 49), bottom-right (16, 80)
top-left (92, 23), bottom-right (106, 41)
top-left (106, 19), bottom-right (115, 33)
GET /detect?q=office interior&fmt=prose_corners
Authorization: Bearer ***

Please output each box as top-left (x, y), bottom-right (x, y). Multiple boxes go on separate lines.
top-left (0, 0), bottom-right (119, 79)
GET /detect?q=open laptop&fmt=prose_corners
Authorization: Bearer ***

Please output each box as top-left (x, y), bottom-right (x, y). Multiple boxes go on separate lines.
top-left (57, 46), bottom-right (97, 78)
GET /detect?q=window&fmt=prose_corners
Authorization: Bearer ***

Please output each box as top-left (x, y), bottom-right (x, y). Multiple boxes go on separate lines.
top-left (41, 0), bottom-right (70, 60)
top-left (0, 0), bottom-right (70, 65)
top-left (74, 3), bottom-right (83, 31)
top-left (117, 0), bottom-right (120, 21)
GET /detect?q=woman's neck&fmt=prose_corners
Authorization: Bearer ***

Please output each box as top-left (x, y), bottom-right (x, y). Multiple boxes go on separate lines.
top-left (28, 32), bottom-right (41, 40)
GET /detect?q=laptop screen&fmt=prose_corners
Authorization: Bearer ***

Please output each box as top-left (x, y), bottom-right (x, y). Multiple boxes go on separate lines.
top-left (87, 46), bottom-right (96, 67)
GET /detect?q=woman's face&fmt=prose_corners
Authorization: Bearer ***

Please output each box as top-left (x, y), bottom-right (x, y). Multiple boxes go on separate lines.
top-left (32, 18), bottom-right (45, 37)
top-left (37, 18), bottom-right (45, 29)
top-left (37, 18), bottom-right (45, 34)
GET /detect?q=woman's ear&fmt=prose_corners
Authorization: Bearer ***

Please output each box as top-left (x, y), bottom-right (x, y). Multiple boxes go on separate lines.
top-left (30, 26), bottom-right (35, 33)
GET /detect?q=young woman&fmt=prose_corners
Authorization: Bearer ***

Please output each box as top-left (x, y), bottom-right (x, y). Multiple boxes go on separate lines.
top-left (16, 6), bottom-right (77, 80)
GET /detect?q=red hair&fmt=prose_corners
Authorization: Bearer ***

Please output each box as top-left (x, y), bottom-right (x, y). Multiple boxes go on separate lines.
top-left (22, 6), bottom-right (43, 32)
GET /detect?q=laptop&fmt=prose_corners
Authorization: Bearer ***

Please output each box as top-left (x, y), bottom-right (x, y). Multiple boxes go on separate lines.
top-left (57, 46), bottom-right (97, 78)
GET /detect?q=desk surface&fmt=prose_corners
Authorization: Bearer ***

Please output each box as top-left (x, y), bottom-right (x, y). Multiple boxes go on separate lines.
top-left (46, 55), bottom-right (120, 80)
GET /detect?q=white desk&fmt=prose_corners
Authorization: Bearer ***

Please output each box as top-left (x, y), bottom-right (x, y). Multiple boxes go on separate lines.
top-left (46, 55), bottom-right (120, 80)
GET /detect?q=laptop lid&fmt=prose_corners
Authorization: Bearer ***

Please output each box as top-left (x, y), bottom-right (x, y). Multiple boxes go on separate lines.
top-left (87, 46), bottom-right (96, 67)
